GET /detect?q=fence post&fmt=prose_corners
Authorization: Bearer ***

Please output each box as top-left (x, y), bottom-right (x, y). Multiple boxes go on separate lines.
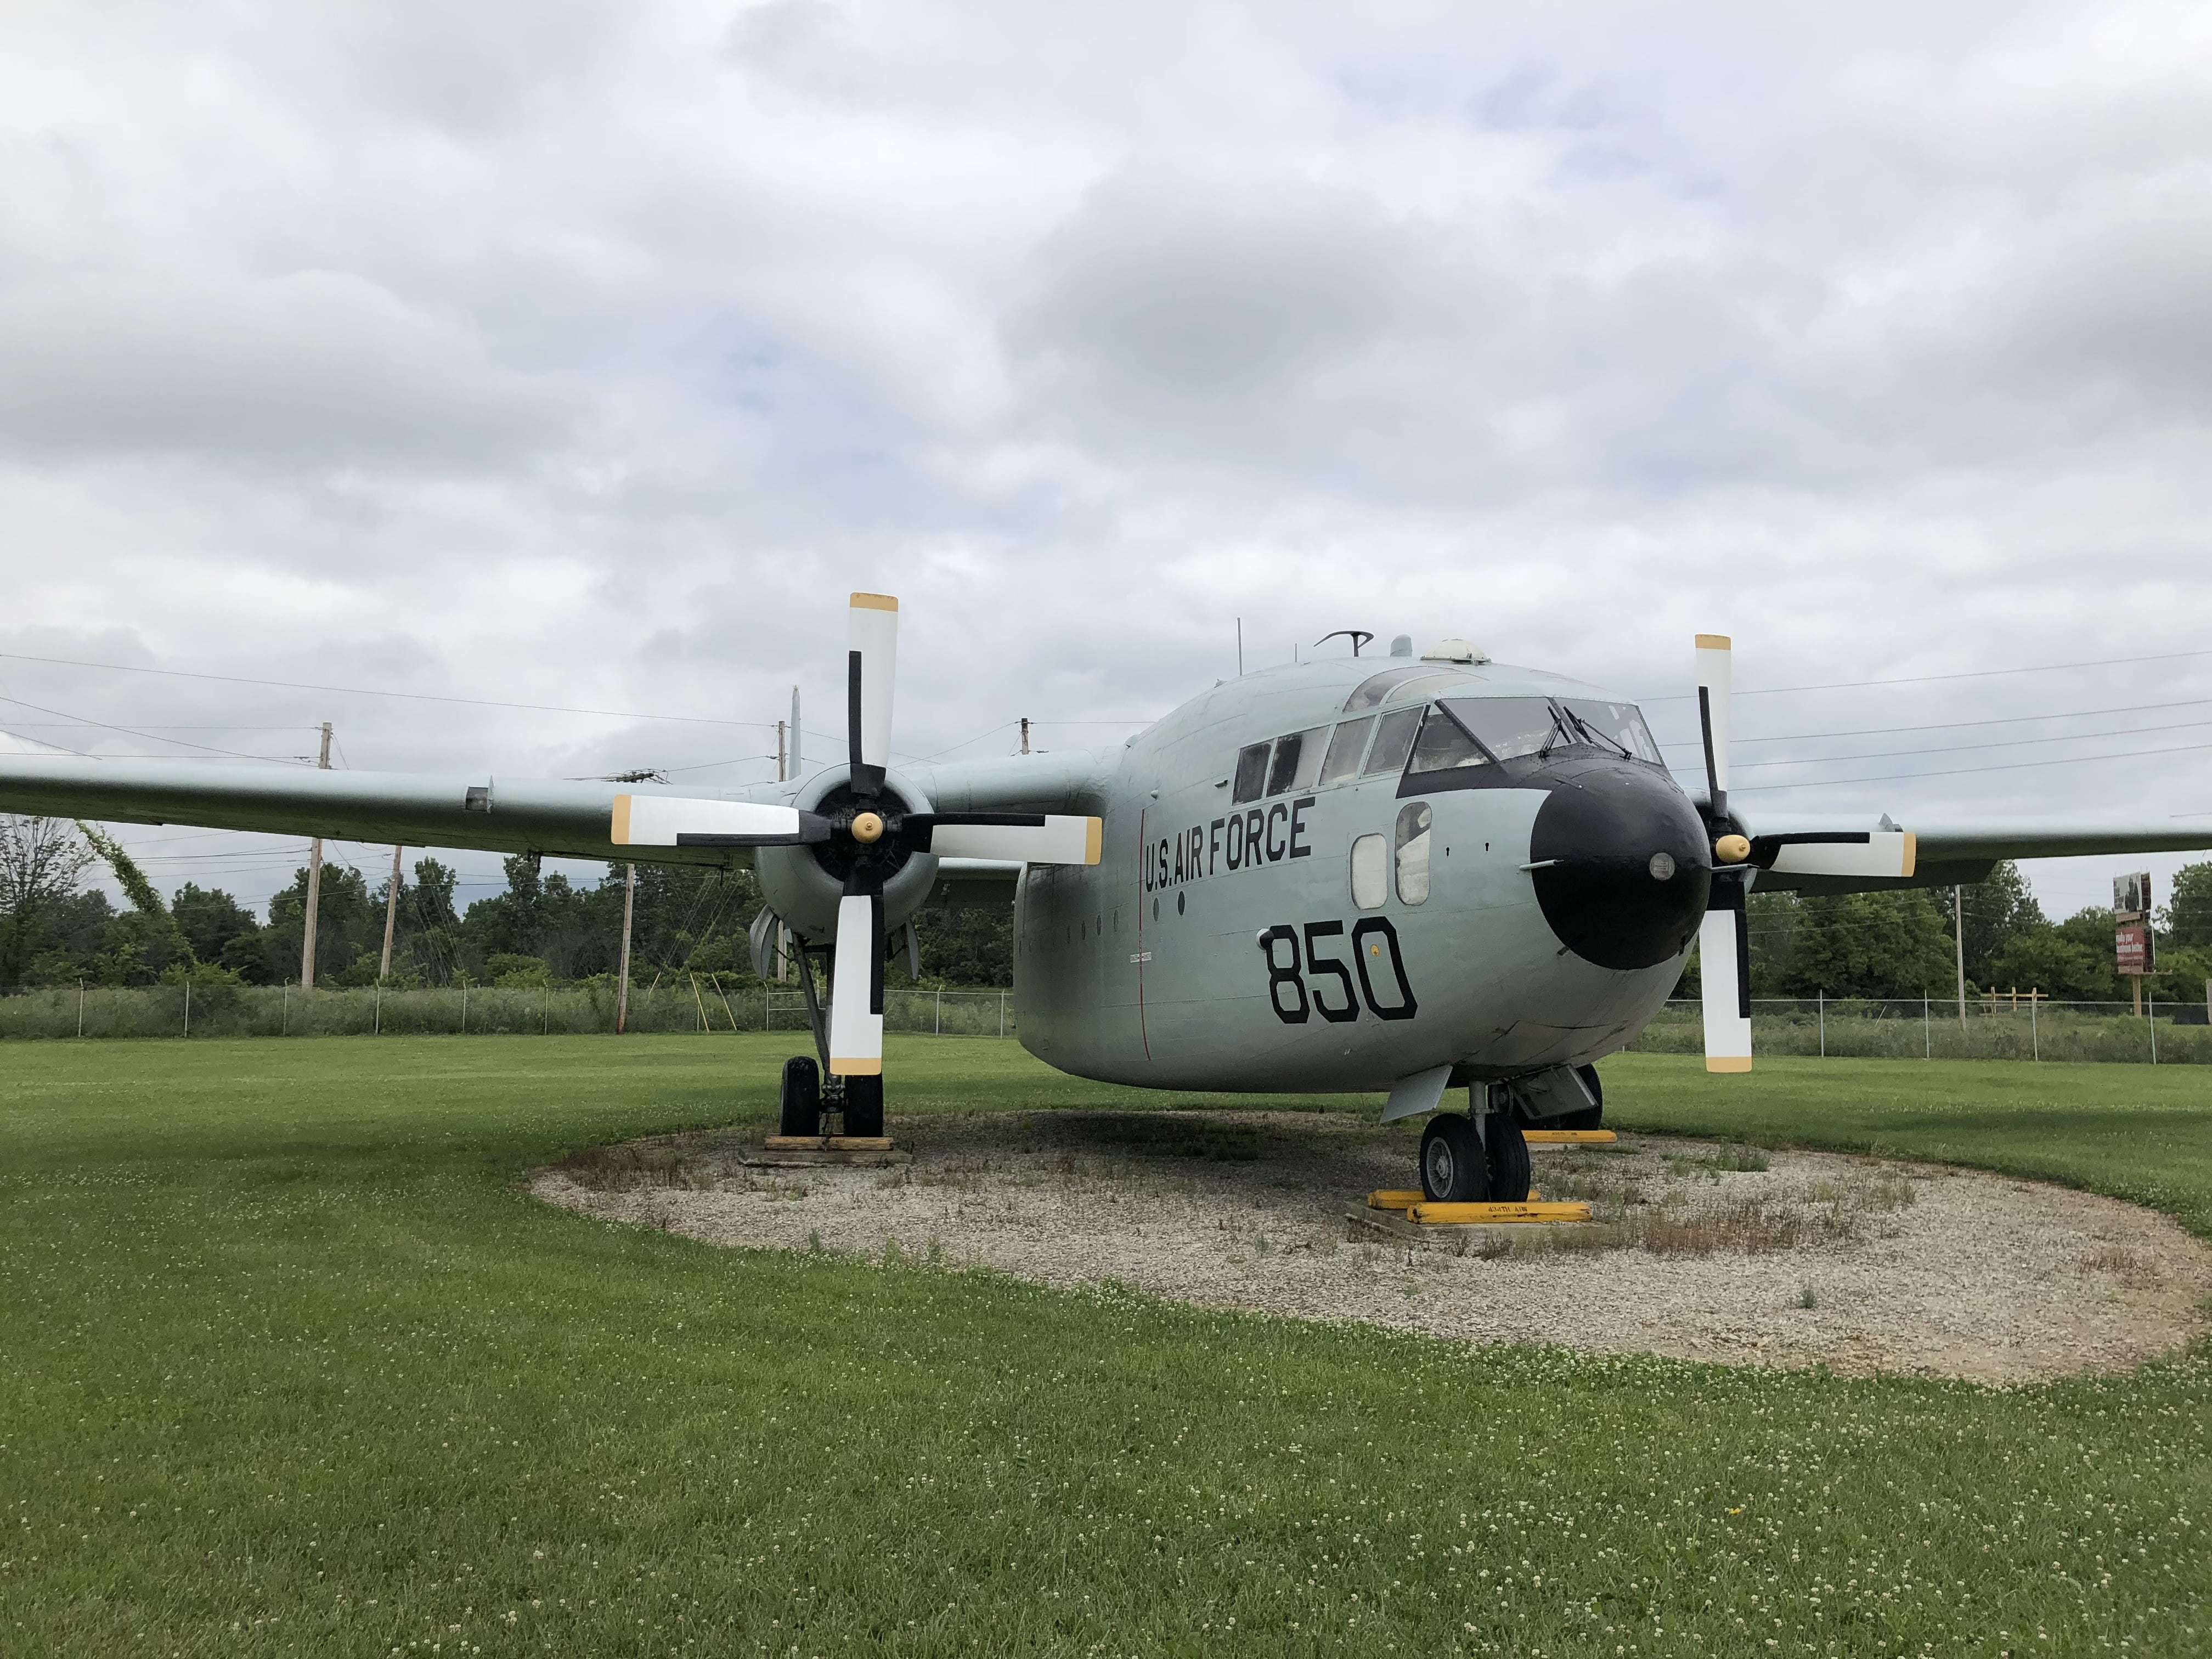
top-left (183, 979), bottom-right (190, 1039)
top-left (2030, 991), bottom-right (2039, 1062)
top-left (935, 988), bottom-right (943, 1036)
top-left (77, 980), bottom-right (84, 1039)
top-left (543, 983), bottom-right (549, 1036)
top-left (461, 984), bottom-right (467, 1035)
top-left (764, 988), bottom-right (770, 1032)
top-left (999, 990), bottom-right (1006, 1039)
top-left (2149, 992), bottom-right (2158, 1065)
top-left (1923, 992), bottom-right (1930, 1059)
top-left (1818, 990), bottom-right (1825, 1058)
top-left (283, 981), bottom-right (290, 1036)
top-left (375, 983), bottom-right (383, 1036)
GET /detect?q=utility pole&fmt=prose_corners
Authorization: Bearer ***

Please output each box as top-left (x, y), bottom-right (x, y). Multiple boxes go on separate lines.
top-left (1953, 884), bottom-right (1968, 1031)
top-left (616, 862), bottom-right (635, 1034)
top-left (1019, 717), bottom-right (1030, 755)
top-left (379, 844), bottom-right (403, 980)
top-left (300, 721), bottom-right (332, 989)
top-left (776, 719), bottom-right (787, 782)
top-left (789, 686), bottom-right (802, 779)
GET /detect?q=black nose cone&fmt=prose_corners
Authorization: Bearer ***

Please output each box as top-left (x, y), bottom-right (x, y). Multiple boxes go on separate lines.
top-left (1528, 760), bottom-right (1711, 970)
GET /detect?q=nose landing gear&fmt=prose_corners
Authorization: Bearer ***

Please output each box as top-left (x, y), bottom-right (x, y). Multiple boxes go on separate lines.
top-left (1418, 1096), bottom-right (1532, 1204)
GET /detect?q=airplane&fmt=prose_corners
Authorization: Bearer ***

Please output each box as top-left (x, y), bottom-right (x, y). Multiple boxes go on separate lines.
top-left (4, 594), bottom-right (2208, 1207)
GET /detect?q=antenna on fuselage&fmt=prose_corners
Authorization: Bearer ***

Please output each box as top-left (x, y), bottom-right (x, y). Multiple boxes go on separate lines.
top-left (1314, 630), bottom-right (1375, 657)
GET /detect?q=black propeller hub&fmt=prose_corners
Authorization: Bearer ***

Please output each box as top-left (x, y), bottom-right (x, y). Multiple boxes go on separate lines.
top-left (809, 785), bottom-right (919, 885)
top-left (1527, 758), bottom-right (1712, 971)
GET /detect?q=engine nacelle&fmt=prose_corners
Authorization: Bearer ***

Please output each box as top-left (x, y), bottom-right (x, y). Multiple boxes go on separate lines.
top-left (752, 766), bottom-right (941, 945)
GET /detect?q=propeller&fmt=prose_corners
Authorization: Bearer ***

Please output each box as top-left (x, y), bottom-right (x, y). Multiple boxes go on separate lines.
top-left (1694, 635), bottom-right (1754, 1074)
top-left (611, 591), bottom-right (1103, 1121)
top-left (1692, 634), bottom-right (1919, 1075)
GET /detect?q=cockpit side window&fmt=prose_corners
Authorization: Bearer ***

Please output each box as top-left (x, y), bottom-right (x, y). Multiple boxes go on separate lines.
top-left (1407, 704), bottom-right (1492, 774)
top-left (1269, 726), bottom-right (1328, 794)
top-left (1318, 716), bottom-right (1374, 787)
top-left (1232, 741), bottom-right (1270, 804)
top-left (1363, 706), bottom-right (1421, 777)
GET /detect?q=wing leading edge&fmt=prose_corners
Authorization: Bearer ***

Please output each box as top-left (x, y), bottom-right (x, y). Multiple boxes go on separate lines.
top-left (1735, 807), bottom-right (2212, 894)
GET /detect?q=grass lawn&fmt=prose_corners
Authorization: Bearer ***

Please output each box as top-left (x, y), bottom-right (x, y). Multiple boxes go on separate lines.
top-left (1, 1035), bottom-right (2207, 1656)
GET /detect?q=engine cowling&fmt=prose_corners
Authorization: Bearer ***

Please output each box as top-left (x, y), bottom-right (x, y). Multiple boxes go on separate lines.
top-left (752, 766), bottom-right (941, 945)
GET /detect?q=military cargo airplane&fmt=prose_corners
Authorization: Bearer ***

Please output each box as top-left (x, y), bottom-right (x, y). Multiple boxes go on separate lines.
top-left (4, 594), bottom-right (2207, 1206)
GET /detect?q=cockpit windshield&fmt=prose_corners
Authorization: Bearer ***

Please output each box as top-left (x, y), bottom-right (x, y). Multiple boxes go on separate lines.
top-left (1559, 699), bottom-right (1664, 764)
top-left (1438, 697), bottom-right (1560, 762)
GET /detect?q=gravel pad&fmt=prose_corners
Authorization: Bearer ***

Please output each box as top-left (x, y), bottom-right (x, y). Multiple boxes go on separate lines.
top-left (531, 1110), bottom-right (2212, 1384)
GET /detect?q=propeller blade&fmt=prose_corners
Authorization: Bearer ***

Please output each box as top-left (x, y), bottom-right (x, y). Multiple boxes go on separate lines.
top-left (847, 592), bottom-right (898, 798)
top-left (1694, 633), bottom-right (1732, 825)
top-left (909, 812), bottom-right (1102, 866)
top-left (1758, 830), bottom-right (1917, 879)
top-left (612, 795), bottom-right (830, 847)
top-left (826, 889), bottom-right (884, 1077)
top-left (1699, 882), bottom-right (1753, 1074)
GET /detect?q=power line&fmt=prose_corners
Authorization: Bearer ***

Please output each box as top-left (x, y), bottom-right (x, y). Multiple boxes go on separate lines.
top-left (1726, 736), bottom-right (2212, 792)
top-left (1729, 715), bottom-right (2212, 773)
top-left (0, 693), bottom-right (316, 764)
top-left (1640, 645), bottom-right (2212, 702)
top-left (1656, 695), bottom-right (2212, 749)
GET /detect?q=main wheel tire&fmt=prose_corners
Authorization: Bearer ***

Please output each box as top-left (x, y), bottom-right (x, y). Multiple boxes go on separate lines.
top-left (1486, 1115), bottom-right (1532, 1203)
top-left (842, 1074), bottom-right (885, 1139)
top-left (1420, 1114), bottom-right (1489, 1203)
top-left (778, 1056), bottom-right (821, 1137)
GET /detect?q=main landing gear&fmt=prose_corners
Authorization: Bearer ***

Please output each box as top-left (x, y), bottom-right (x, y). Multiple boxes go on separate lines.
top-left (776, 934), bottom-right (888, 1142)
top-left (776, 1057), bottom-right (887, 1139)
top-left (1418, 1095), bottom-right (1533, 1204)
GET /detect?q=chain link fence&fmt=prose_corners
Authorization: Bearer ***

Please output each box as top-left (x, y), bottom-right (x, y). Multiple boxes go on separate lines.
top-left (6, 982), bottom-right (2208, 1063)
top-left (0, 981), bottom-right (1018, 1042)
top-left (1628, 995), bottom-right (2212, 1064)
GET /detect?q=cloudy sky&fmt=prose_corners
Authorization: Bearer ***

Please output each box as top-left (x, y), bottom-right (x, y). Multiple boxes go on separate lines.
top-left (3, 0), bottom-right (2210, 924)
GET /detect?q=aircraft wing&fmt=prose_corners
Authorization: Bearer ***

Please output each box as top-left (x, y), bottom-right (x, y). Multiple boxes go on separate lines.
top-left (1735, 807), bottom-right (2212, 894)
top-left (0, 751), bottom-right (753, 866)
top-left (0, 744), bottom-right (1121, 870)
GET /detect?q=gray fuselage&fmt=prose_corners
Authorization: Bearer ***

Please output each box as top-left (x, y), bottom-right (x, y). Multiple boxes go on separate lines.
top-left (1010, 654), bottom-right (1712, 1094)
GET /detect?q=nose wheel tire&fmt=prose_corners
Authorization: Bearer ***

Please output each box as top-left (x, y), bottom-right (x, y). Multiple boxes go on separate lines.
top-left (1420, 1114), bottom-right (1489, 1203)
top-left (1485, 1115), bottom-right (1532, 1204)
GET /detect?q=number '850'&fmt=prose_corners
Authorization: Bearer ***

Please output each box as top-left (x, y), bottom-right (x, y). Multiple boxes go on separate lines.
top-left (1257, 918), bottom-right (1418, 1024)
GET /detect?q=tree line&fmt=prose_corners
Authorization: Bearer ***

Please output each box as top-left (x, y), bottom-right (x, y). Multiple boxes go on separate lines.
top-left (0, 817), bottom-right (1015, 992)
top-left (1697, 861), bottom-right (2212, 1002)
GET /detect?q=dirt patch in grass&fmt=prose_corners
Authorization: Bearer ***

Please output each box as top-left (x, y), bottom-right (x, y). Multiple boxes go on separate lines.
top-left (531, 1111), bottom-right (2212, 1384)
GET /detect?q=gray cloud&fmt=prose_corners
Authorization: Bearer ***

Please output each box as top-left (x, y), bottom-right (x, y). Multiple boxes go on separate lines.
top-left (0, 272), bottom-right (573, 466)
top-left (0, 0), bottom-right (2209, 925)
